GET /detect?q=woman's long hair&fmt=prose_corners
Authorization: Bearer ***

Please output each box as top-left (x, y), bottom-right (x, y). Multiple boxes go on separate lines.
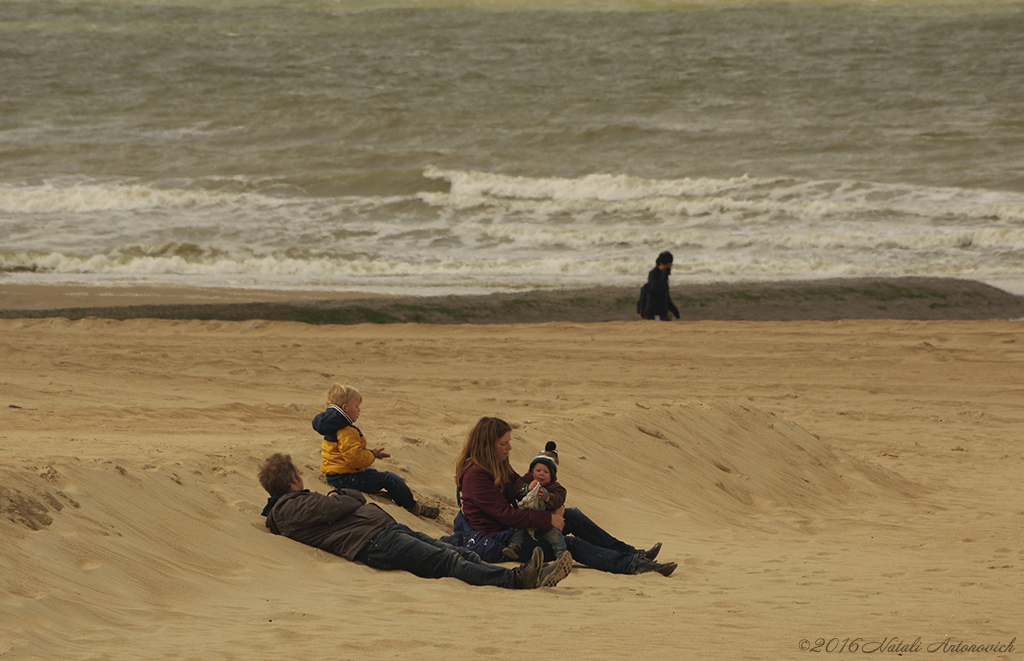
top-left (455, 417), bottom-right (513, 490)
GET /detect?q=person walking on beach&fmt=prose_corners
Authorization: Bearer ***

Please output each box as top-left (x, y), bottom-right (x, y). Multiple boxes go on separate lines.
top-left (312, 383), bottom-right (439, 519)
top-left (258, 453), bottom-right (573, 589)
top-left (644, 251), bottom-right (680, 321)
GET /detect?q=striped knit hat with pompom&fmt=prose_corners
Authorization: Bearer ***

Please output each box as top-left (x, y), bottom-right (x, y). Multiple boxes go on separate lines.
top-left (529, 441), bottom-right (559, 479)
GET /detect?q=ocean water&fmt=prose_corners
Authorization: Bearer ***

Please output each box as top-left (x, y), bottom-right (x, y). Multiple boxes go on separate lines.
top-left (2, 0), bottom-right (1023, 296)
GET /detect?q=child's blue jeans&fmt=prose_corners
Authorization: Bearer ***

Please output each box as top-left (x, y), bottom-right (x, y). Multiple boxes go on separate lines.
top-left (325, 467), bottom-right (417, 511)
top-left (508, 526), bottom-right (568, 557)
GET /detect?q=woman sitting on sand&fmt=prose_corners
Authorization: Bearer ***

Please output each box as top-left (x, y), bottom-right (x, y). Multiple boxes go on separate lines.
top-left (441, 416), bottom-right (676, 576)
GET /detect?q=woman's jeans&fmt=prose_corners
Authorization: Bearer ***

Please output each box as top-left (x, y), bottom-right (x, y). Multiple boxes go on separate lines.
top-left (356, 524), bottom-right (515, 588)
top-left (325, 468), bottom-right (417, 511)
top-left (520, 507), bottom-right (639, 574)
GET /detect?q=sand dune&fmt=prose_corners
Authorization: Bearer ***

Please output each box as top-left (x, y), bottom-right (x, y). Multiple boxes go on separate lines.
top-left (1, 316), bottom-right (1021, 660)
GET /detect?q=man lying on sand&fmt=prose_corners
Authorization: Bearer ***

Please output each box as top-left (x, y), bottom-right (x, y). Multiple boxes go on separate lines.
top-left (258, 453), bottom-right (573, 589)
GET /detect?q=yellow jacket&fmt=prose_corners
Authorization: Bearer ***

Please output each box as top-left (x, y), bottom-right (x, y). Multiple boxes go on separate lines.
top-left (322, 425), bottom-right (375, 475)
top-left (312, 405), bottom-right (375, 475)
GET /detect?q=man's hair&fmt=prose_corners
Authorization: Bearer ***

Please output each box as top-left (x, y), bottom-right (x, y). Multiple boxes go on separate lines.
top-left (656, 250), bottom-right (674, 266)
top-left (259, 453), bottom-right (299, 497)
top-left (325, 383), bottom-right (361, 408)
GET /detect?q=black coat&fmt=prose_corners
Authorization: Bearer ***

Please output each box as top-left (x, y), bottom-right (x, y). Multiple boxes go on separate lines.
top-left (644, 266), bottom-right (679, 319)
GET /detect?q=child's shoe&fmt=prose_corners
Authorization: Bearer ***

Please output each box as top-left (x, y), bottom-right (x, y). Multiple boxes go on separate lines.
top-left (410, 503), bottom-right (440, 519)
top-left (502, 543), bottom-right (522, 561)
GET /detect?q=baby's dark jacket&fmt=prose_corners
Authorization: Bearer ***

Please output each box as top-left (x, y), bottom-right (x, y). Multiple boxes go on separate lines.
top-left (513, 473), bottom-right (566, 511)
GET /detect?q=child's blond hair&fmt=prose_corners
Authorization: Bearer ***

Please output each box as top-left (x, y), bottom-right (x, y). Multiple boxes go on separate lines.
top-left (325, 383), bottom-right (362, 408)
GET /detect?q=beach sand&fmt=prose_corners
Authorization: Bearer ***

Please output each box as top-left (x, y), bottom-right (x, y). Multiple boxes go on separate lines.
top-left (1, 281), bottom-right (1021, 660)
top-left (4, 277), bottom-right (1024, 323)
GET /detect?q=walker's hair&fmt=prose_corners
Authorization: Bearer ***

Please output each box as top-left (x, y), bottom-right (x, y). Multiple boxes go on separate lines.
top-left (325, 383), bottom-right (362, 409)
top-left (258, 453), bottom-right (299, 497)
top-left (455, 417), bottom-right (514, 490)
top-left (656, 250), bottom-right (674, 265)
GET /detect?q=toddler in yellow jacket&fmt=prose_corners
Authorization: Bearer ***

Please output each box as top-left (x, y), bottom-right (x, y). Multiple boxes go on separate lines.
top-left (312, 384), bottom-right (439, 519)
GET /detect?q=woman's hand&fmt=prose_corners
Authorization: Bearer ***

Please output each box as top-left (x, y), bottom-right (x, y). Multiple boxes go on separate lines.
top-left (550, 506), bottom-right (565, 531)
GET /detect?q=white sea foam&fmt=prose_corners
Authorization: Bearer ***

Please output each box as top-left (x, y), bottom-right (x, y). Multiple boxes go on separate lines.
top-left (0, 180), bottom-right (264, 214)
top-left (3, 171), bottom-right (1023, 295)
top-left (425, 168), bottom-right (1024, 223)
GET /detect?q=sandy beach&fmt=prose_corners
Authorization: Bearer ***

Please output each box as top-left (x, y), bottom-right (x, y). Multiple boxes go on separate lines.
top-left (1, 281), bottom-right (1021, 660)
top-left (4, 277), bottom-right (1024, 323)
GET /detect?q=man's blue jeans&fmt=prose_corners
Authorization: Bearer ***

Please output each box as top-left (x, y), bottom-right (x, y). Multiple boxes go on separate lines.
top-left (356, 524), bottom-right (516, 588)
top-left (519, 507), bottom-right (638, 574)
top-left (325, 468), bottom-right (416, 511)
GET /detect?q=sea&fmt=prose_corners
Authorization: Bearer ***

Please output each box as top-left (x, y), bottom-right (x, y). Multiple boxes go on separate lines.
top-left (2, 0), bottom-right (1024, 297)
